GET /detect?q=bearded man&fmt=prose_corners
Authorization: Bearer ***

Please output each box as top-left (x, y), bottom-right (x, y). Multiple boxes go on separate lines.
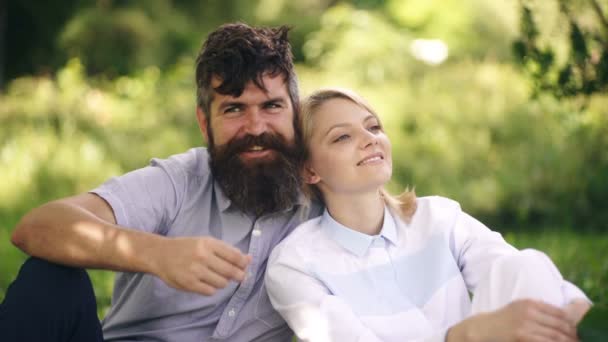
top-left (1, 23), bottom-right (321, 342)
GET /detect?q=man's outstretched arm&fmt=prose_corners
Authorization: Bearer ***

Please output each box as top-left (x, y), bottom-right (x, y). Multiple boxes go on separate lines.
top-left (11, 193), bottom-right (251, 295)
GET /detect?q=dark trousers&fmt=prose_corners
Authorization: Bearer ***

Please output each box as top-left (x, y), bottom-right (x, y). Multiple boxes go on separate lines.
top-left (0, 257), bottom-right (103, 342)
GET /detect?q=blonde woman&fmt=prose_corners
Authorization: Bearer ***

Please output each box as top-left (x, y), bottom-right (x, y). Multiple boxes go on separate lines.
top-left (265, 88), bottom-right (591, 342)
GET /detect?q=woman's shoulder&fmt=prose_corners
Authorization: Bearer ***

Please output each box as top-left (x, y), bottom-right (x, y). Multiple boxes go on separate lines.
top-left (269, 216), bottom-right (326, 264)
top-left (399, 195), bottom-right (464, 234)
top-left (415, 195), bottom-right (462, 213)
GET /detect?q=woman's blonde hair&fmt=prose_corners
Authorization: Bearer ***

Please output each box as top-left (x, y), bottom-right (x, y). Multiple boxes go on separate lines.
top-left (300, 87), bottom-right (417, 222)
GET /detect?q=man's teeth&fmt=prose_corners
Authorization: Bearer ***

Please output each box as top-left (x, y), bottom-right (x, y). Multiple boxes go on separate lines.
top-left (249, 146), bottom-right (264, 151)
top-left (359, 156), bottom-right (382, 165)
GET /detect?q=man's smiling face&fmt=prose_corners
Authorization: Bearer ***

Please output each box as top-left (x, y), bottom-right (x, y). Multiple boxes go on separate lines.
top-left (198, 73), bottom-right (295, 164)
top-left (196, 73), bottom-right (302, 216)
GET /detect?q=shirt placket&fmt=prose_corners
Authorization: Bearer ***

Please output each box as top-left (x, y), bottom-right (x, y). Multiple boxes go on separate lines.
top-left (370, 237), bottom-right (403, 309)
top-left (213, 219), bottom-right (265, 338)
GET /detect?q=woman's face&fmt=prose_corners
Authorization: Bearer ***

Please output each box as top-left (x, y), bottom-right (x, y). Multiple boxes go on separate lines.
top-left (306, 98), bottom-right (392, 196)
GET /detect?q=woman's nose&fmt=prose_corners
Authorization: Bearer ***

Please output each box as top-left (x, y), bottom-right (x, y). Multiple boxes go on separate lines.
top-left (360, 130), bottom-right (378, 149)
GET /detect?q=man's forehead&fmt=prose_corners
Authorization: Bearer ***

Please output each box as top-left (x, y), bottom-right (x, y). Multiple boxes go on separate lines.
top-left (210, 74), bottom-right (288, 98)
top-left (208, 77), bottom-right (290, 117)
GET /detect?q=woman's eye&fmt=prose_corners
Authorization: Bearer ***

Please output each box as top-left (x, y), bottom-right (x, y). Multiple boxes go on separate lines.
top-left (333, 134), bottom-right (350, 143)
top-left (369, 125), bottom-right (382, 132)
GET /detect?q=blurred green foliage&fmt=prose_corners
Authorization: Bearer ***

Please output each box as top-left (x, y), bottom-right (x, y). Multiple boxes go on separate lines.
top-left (1, 0), bottom-right (607, 317)
top-left (513, 0), bottom-right (608, 98)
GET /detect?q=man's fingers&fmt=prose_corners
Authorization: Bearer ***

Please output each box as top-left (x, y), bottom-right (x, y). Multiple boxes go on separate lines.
top-left (197, 267), bottom-right (231, 289)
top-left (190, 280), bottom-right (218, 296)
top-left (211, 240), bottom-right (251, 269)
top-left (208, 255), bottom-right (247, 281)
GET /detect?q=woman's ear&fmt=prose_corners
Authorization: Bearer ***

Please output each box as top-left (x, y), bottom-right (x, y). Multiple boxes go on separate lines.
top-left (303, 165), bottom-right (321, 185)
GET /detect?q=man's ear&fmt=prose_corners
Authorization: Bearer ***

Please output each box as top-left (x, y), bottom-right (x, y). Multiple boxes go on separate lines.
top-left (303, 164), bottom-right (321, 185)
top-left (196, 107), bottom-right (210, 144)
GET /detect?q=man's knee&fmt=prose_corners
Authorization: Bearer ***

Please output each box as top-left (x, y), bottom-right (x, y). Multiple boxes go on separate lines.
top-left (4, 257), bottom-right (96, 311)
top-left (0, 258), bottom-right (102, 342)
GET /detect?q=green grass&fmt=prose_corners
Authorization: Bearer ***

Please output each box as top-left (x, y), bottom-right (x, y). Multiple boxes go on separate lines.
top-left (503, 229), bottom-right (608, 306)
top-left (504, 228), bottom-right (608, 339)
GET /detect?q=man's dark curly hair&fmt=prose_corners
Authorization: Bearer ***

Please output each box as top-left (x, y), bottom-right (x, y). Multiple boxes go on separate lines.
top-left (195, 23), bottom-right (299, 123)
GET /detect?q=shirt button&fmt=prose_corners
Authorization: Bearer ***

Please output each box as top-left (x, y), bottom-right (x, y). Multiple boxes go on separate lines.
top-left (228, 308), bottom-right (236, 317)
top-left (252, 229), bottom-right (262, 237)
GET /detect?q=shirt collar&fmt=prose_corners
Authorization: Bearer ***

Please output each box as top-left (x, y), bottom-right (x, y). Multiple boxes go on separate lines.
top-left (322, 206), bottom-right (398, 257)
top-left (213, 180), bottom-right (308, 213)
top-left (214, 180), bottom-right (233, 212)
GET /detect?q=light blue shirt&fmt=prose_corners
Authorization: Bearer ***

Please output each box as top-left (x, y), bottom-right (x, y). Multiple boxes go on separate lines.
top-left (92, 147), bottom-right (321, 341)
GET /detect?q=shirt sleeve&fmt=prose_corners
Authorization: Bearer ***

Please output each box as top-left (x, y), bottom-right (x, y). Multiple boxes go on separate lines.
top-left (90, 159), bottom-right (183, 235)
top-left (450, 211), bottom-right (518, 293)
top-left (451, 210), bottom-right (590, 304)
top-left (266, 245), bottom-right (448, 342)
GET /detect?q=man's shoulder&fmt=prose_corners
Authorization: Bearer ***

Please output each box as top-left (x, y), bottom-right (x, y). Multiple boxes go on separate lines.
top-left (150, 147), bottom-right (211, 179)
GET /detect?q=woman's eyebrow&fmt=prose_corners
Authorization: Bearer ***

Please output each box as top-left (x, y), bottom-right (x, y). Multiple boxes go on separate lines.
top-left (363, 114), bottom-right (376, 123)
top-left (324, 123), bottom-right (350, 138)
top-left (323, 114), bottom-right (376, 137)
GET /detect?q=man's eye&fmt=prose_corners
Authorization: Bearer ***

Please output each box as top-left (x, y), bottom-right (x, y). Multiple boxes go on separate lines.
top-left (224, 107), bottom-right (241, 114)
top-left (265, 102), bottom-right (282, 109)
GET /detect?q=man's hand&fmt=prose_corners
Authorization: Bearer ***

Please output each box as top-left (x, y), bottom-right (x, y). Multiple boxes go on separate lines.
top-left (448, 299), bottom-right (579, 342)
top-left (152, 237), bottom-right (252, 296)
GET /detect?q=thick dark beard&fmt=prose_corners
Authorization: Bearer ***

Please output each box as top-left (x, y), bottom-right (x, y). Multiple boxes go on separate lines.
top-left (208, 132), bottom-right (303, 217)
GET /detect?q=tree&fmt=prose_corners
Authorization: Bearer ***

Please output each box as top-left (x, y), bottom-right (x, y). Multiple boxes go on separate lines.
top-left (513, 0), bottom-right (608, 98)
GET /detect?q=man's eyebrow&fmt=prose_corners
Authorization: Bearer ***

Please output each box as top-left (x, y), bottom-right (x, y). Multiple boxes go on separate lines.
top-left (217, 97), bottom-right (287, 111)
top-left (217, 101), bottom-right (244, 111)
top-left (263, 97), bottom-right (288, 104)
top-left (324, 114), bottom-right (376, 138)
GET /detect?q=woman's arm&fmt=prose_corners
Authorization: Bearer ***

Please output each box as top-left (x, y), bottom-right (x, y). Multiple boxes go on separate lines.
top-left (451, 211), bottom-right (590, 306)
top-left (447, 210), bottom-right (588, 341)
top-left (446, 299), bottom-right (579, 342)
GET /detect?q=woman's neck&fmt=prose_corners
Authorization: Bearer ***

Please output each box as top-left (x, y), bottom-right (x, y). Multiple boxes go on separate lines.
top-left (324, 190), bottom-right (385, 235)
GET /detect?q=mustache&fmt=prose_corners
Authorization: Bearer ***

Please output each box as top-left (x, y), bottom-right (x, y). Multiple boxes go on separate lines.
top-left (218, 132), bottom-right (297, 160)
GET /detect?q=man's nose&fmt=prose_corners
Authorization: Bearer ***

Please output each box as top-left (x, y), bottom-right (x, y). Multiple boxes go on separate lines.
top-left (243, 109), bottom-right (267, 136)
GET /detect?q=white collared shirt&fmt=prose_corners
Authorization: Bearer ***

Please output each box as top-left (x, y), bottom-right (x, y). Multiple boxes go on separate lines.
top-left (266, 196), bottom-right (584, 342)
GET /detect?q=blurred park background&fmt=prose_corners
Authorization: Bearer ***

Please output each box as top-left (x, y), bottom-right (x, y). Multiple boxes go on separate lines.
top-left (1, 0), bottom-right (607, 324)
